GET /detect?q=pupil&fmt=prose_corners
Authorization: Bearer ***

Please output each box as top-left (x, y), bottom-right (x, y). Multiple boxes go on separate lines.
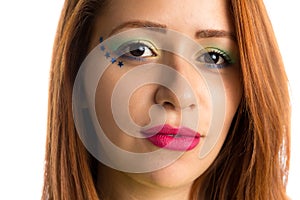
top-left (130, 44), bottom-right (145, 57)
top-left (206, 52), bottom-right (219, 64)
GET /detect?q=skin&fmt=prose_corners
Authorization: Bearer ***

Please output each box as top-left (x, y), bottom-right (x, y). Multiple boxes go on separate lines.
top-left (87, 0), bottom-right (242, 199)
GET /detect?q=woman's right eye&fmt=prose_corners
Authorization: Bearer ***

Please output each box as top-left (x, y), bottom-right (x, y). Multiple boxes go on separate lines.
top-left (116, 41), bottom-right (158, 61)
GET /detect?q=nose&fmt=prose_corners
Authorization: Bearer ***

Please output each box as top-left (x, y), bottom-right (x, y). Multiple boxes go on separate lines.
top-left (155, 86), bottom-right (197, 111)
top-left (154, 53), bottom-right (199, 111)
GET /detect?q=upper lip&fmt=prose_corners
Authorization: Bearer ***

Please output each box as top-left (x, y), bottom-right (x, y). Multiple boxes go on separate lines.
top-left (142, 124), bottom-right (201, 138)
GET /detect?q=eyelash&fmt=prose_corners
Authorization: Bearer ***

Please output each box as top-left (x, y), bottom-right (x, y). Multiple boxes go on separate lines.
top-left (115, 41), bottom-right (233, 68)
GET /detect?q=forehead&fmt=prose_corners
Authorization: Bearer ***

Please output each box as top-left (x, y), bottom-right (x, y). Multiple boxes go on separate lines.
top-left (94, 0), bottom-right (234, 38)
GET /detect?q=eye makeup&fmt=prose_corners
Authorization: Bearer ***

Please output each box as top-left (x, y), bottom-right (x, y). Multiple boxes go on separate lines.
top-left (114, 39), bottom-right (158, 62)
top-left (195, 47), bottom-right (236, 69)
top-left (99, 34), bottom-right (238, 70)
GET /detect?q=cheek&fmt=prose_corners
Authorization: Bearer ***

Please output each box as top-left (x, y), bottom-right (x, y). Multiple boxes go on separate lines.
top-left (94, 69), bottom-right (119, 142)
top-left (224, 68), bottom-right (242, 116)
top-left (221, 66), bottom-right (242, 133)
top-left (128, 85), bottom-right (157, 127)
top-left (95, 67), bottom-right (121, 124)
top-left (94, 67), bottom-right (161, 153)
top-left (94, 67), bottom-right (141, 151)
top-left (195, 67), bottom-right (242, 158)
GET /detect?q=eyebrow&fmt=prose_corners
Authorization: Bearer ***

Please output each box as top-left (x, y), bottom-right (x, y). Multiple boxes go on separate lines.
top-left (196, 29), bottom-right (236, 40)
top-left (109, 20), bottom-right (236, 40)
top-left (109, 20), bottom-right (167, 36)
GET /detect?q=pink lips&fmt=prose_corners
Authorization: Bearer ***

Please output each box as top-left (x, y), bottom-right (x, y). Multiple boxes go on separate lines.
top-left (142, 124), bottom-right (201, 151)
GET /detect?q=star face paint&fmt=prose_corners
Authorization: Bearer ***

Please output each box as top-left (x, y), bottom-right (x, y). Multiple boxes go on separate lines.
top-left (98, 36), bottom-right (125, 68)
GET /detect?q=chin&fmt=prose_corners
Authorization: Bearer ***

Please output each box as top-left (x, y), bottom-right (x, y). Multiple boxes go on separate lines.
top-left (127, 153), bottom-right (208, 189)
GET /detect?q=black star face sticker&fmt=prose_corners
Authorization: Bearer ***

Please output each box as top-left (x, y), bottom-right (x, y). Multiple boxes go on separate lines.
top-left (118, 61), bottom-right (124, 68)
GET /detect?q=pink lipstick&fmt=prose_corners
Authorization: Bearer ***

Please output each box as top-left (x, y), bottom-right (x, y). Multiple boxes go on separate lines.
top-left (142, 124), bottom-right (201, 151)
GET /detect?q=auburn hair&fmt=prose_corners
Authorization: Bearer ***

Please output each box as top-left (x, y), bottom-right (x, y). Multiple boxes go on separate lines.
top-left (42, 0), bottom-right (290, 199)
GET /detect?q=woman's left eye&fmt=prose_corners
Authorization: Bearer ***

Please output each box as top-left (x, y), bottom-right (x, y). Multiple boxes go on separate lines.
top-left (117, 40), bottom-right (157, 61)
top-left (196, 47), bottom-right (233, 68)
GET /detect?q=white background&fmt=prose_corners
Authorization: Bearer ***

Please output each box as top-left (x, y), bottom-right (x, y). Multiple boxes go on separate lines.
top-left (0, 1), bottom-right (299, 199)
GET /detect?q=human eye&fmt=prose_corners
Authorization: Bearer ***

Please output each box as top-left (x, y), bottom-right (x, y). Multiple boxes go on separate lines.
top-left (116, 40), bottom-right (158, 61)
top-left (196, 47), bottom-right (234, 68)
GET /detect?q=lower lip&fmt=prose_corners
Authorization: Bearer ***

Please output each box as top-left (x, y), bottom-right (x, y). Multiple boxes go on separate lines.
top-left (147, 133), bottom-right (200, 151)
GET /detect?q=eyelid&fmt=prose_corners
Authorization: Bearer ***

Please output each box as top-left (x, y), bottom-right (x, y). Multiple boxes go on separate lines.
top-left (195, 47), bottom-right (234, 68)
top-left (201, 47), bottom-right (232, 63)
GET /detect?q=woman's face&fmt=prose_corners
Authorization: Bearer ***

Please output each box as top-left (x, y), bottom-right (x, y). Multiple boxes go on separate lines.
top-left (87, 0), bottom-right (241, 189)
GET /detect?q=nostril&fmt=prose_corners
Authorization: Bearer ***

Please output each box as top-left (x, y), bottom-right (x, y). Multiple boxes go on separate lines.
top-left (190, 104), bottom-right (196, 110)
top-left (155, 86), bottom-right (197, 110)
top-left (162, 101), bottom-right (175, 109)
top-left (161, 101), bottom-right (196, 110)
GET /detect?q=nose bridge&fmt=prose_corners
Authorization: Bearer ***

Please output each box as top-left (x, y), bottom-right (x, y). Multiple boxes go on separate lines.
top-left (162, 50), bottom-right (194, 75)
